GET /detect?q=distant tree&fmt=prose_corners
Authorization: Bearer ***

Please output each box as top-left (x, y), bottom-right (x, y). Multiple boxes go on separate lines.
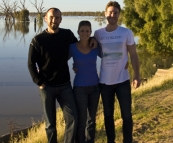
top-left (20, 9), bottom-right (29, 21)
top-left (29, 0), bottom-right (46, 21)
top-left (122, 0), bottom-right (173, 55)
top-left (14, 11), bottom-right (20, 20)
top-left (0, 0), bottom-right (14, 20)
top-left (17, 0), bottom-right (29, 21)
top-left (18, 0), bottom-right (27, 10)
top-left (9, 1), bottom-right (18, 21)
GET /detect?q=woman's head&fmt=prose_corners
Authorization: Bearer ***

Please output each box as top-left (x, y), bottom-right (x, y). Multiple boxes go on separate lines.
top-left (77, 20), bottom-right (92, 40)
top-left (78, 20), bottom-right (92, 32)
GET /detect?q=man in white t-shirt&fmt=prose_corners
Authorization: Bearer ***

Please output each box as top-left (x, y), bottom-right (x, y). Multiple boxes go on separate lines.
top-left (94, 1), bottom-right (140, 143)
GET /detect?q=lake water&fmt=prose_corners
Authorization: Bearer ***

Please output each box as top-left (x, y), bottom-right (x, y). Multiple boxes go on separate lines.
top-left (0, 16), bottom-right (106, 136)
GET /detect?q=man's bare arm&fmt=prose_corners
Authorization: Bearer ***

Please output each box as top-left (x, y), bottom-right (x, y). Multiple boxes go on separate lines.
top-left (127, 44), bottom-right (140, 88)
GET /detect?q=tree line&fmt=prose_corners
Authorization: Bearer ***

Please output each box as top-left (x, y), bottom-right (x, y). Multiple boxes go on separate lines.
top-left (62, 11), bottom-right (104, 17)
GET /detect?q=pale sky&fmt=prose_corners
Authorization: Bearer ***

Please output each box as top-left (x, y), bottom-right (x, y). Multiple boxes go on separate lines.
top-left (13, 0), bottom-right (124, 12)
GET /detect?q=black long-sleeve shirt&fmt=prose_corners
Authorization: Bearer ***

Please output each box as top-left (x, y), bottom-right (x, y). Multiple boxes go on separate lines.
top-left (28, 28), bottom-right (78, 86)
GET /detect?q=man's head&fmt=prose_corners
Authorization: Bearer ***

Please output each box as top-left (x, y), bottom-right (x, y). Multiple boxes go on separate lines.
top-left (105, 1), bottom-right (121, 25)
top-left (45, 8), bottom-right (62, 33)
top-left (105, 1), bottom-right (121, 12)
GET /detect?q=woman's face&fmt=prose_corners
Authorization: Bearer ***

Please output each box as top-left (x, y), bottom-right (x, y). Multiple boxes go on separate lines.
top-left (78, 25), bottom-right (92, 41)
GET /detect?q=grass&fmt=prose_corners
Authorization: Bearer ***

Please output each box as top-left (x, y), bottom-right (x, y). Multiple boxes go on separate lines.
top-left (7, 68), bottom-right (173, 143)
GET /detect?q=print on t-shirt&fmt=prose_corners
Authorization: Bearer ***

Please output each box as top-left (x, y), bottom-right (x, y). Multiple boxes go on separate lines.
top-left (102, 42), bottom-right (123, 61)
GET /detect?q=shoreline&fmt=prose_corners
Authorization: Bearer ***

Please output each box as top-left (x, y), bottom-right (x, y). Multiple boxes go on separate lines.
top-left (0, 121), bottom-right (43, 143)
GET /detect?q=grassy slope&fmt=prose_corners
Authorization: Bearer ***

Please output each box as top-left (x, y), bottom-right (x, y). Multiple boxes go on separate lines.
top-left (9, 69), bottom-right (173, 143)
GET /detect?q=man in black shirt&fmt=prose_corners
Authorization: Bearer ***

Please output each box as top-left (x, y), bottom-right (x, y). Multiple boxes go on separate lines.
top-left (28, 8), bottom-right (96, 143)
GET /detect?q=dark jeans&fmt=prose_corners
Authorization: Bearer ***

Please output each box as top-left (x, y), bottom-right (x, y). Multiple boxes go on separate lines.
top-left (73, 84), bottom-right (100, 143)
top-left (100, 80), bottom-right (133, 143)
top-left (39, 83), bottom-right (77, 143)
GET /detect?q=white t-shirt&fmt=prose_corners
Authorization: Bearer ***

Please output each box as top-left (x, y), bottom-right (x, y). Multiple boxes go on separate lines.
top-left (94, 26), bottom-right (135, 85)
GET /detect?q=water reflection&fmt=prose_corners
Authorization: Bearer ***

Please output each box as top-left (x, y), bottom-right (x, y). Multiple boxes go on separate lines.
top-left (34, 18), bottom-right (44, 34)
top-left (0, 17), bottom-right (44, 42)
top-left (14, 22), bottom-right (29, 34)
top-left (1, 21), bottom-right (14, 41)
top-left (94, 16), bottom-right (106, 26)
top-left (1, 20), bottom-right (29, 43)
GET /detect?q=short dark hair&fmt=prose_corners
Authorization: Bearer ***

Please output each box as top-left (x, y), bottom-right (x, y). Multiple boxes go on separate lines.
top-left (105, 1), bottom-right (121, 12)
top-left (45, 7), bottom-right (61, 17)
top-left (78, 20), bottom-right (92, 32)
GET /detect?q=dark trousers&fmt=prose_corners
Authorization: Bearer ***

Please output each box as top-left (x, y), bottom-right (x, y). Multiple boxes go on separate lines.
top-left (39, 83), bottom-right (78, 143)
top-left (100, 80), bottom-right (133, 143)
top-left (73, 84), bottom-right (100, 143)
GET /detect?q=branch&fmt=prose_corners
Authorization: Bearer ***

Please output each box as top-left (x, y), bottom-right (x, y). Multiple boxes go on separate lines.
top-left (29, 0), bottom-right (46, 14)
top-left (18, 0), bottom-right (26, 10)
top-left (29, 0), bottom-right (39, 13)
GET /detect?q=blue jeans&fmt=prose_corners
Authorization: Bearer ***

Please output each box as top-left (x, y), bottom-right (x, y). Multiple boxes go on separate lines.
top-left (73, 84), bottom-right (100, 143)
top-left (100, 80), bottom-right (133, 143)
top-left (39, 83), bottom-right (77, 143)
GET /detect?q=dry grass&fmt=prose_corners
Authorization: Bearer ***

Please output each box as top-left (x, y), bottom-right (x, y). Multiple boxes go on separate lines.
top-left (9, 108), bottom-right (65, 143)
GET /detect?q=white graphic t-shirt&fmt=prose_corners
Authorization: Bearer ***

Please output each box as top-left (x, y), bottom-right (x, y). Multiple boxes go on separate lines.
top-left (94, 26), bottom-right (135, 85)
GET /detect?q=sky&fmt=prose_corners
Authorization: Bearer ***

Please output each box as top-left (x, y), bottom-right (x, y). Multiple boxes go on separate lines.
top-left (11, 0), bottom-right (124, 12)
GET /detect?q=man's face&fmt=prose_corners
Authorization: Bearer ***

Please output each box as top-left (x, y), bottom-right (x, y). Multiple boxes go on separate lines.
top-left (45, 9), bottom-right (62, 32)
top-left (105, 6), bottom-right (120, 25)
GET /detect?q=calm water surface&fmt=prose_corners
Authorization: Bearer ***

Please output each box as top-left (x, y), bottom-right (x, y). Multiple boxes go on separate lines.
top-left (0, 16), bottom-right (106, 136)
